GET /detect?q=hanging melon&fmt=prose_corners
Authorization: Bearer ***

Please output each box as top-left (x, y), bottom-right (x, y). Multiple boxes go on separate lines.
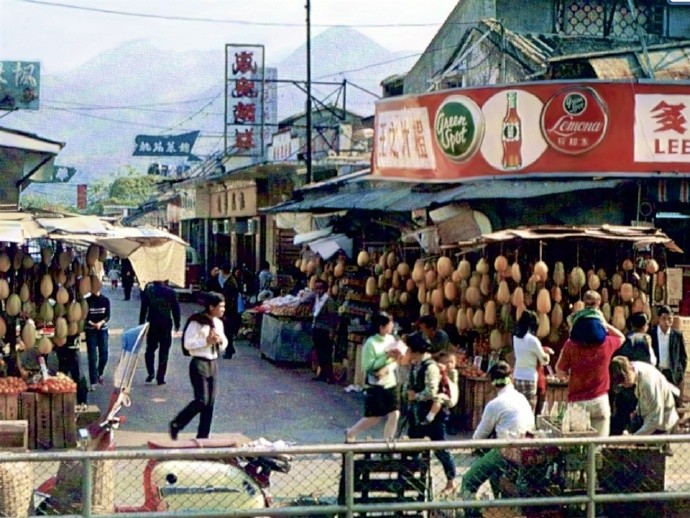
top-left (431, 288), bottom-right (444, 311)
top-left (611, 273), bottom-right (623, 291)
top-left (457, 307), bottom-right (469, 332)
top-left (472, 309), bottom-right (485, 329)
top-left (384, 268), bottom-right (393, 280)
top-left (534, 261), bottom-right (548, 282)
top-left (446, 305), bottom-right (458, 325)
top-left (0, 316), bottom-right (5, 340)
top-left (476, 258), bottom-right (490, 275)
top-left (411, 260), bottom-right (425, 283)
top-left (600, 287), bottom-right (609, 304)
top-left (424, 268), bottom-right (438, 289)
top-left (646, 259), bottom-right (659, 274)
top-left (551, 304), bottom-right (563, 327)
top-left (38, 301), bottom-right (54, 323)
top-left (67, 301), bottom-right (82, 323)
top-left (37, 336), bottom-right (53, 355)
top-left (437, 256), bottom-right (453, 279)
top-left (356, 250), bottom-right (370, 267)
top-left (40, 274), bottom-right (54, 298)
top-left (553, 262), bottom-right (565, 286)
top-left (536, 288), bottom-right (551, 314)
top-left (385, 252), bottom-right (398, 269)
top-left (67, 321), bottom-right (79, 336)
top-left (516, 302), bottom-right (526, 321)
top-left (548, 325), bottom-right (561, 344)
top-left (21, 321), bottom-right (36, 348)
top-left (40, 247), bottom-right (52, 266)
top-left (511, 262), bottom-right (522, 284)
top-left (511, 287), bottom-right (524, 308)
top-left (391, 270), bottom-right (401, 289)
top-left (494, 255), bottom-right (508, 273)
top-left (397, 262), bottom-right (410, 277)
top-left (419, 303), bottom-right (430, 317)
top-left (496, 281), bottom-right (511, 305)
top-left (86, 244), bottom-right (100, 267)
top-left (601, 303), bottom-right (612, 322)
top-left (55, 317), bottom-right (68, 339)
top-left (620, 283), bottom-right (634, 302)
top-left (379, 293), bottom-right (390, 310)
top-left (364, 276), bottom-right (376, 297)
top-left (22, 254), bottom-right (34, 270)
top-left (632, 297), bottom-right (646, 314)
top-left (334, 261), bottom-right (345, 278)
top-left (457, 259), bottom-right (471, 281)
top-left (469, 272), bottom-right (481, 288)
top-left (465, 286), bottom-right (481, 307)
top-left (466, 307), bottom-right (475, 329)
top-left (484, 300), bottom-right (497, 326)
top-left (19, 283), bottom-right (30, 303)
top-left (417, 285), bottom-right (427, 305)
top-left (569, 267), bottom-right (586, 289)
top-left (587, 272), bottom-right (600, 291)
top-left (500, 303), bottom-right (512, 327)
top-left (54, 302), bottom-right (65, 319)
top-left (12, 250), bottom-right (23, 271)
top-left (638, 273), bottom-right (649, 293)
top-left (612, 306), bottom-right (626, 331)
top-left (489, 329), bottom-right (503, 351)
top-left (399, 291), bottom-right (409, 305)
top-left (480, 274), bottom-right (491, 296)
top-left (405, 278), bottom-right (416, 292)
top-left (0, 253), bottom-right (9, 273)
top-left (444, 281), bottom-right (457, 302)
top-left (622, 259), bottom-right (634, 272)
top-left (58, 251), bottom-right (71, 271)
top-left (0, 279), bottom-right (9, 300)
top-left (551, 285), bottom-right (562, 304)
top-left (525, 275), bottom-right (538, 295)
top-left (536, 312), bottom-right (550, 338)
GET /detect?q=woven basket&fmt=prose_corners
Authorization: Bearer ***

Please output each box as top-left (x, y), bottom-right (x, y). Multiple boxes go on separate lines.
top-left (0, 460), bottom-right (33, 518)
top-left (91, 460), bottom-right (115, 514)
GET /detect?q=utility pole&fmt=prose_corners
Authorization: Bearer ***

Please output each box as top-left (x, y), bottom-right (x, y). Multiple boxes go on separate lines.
top-left (305, 0), bottom-right (313, 185)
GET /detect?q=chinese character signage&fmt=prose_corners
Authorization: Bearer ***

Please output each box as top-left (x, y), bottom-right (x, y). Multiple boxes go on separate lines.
top-left (372, 81), bottom-right (690, 181)
top-left (225, 44), bottom-right (265, 158)
top-left (133, 131), bottom-right (200, 159)
top-left (0, 61), bottom-right (40, 110)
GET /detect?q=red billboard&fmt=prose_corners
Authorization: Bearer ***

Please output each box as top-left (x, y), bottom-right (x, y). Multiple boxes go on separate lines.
top-left (372, 81), bottom-right (690, 181)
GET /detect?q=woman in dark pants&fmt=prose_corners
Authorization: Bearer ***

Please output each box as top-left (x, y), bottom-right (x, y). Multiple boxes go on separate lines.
top-left (169, 292), bottom-right (228, 440)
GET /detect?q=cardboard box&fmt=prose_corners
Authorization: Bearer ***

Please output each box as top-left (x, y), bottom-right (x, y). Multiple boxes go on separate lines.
top-left (0, 420), bottom-right (28, 450)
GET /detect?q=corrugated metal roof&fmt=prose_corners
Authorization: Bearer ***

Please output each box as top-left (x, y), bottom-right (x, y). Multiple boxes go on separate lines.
top-left (262, 179), bottom-right (625, 213)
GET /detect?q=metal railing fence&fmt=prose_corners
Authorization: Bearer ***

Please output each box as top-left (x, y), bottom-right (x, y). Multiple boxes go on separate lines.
top-left (2, 434), bottom-right (690, 517)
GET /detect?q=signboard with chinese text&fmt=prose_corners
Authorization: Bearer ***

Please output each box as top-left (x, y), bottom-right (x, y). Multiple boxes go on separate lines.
top-left (0, 61), bottom-right (40, 110)
top-left (224, 44), bottom-right (265, 158)
top-left (372, 81), bottom-right (690, 181)
top-left (133, 131), bottom-right (200, 159)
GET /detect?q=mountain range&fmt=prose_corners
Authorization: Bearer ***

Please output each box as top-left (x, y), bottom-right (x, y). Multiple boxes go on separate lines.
top-left (8, 26), bottom-right (418, 195)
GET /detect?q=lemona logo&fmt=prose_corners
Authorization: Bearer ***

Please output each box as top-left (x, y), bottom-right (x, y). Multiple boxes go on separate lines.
top-left (434, 95), bottom-right (485, 162)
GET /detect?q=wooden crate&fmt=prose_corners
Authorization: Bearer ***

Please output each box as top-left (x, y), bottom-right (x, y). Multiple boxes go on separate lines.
top-left (545, 381), bottom-right (569, 407)
top-left (461, 376), bottom-right (494, 431)
top-left (19, 392), bottom-right (77, 449)
top-left (0, 394), bottom-right (20, 421)
top-left (0, 420), bottom-right (28, 450)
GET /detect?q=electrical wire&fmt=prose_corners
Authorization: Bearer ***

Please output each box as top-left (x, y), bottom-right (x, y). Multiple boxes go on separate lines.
top-left (17, 0), bottom-right (452, 28)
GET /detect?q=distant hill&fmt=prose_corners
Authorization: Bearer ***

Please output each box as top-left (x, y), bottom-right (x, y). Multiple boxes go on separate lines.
top-left (8, 27), bottom-right (417, 191)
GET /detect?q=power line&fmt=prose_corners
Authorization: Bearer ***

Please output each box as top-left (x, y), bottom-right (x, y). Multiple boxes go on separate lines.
top-left (47, 95), bottom-right (222, 109)
top-left (17, 0), bottom-right (446, 28)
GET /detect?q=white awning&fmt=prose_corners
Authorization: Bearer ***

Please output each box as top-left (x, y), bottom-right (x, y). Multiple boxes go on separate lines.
top-left (293, 226), bottom-right (333, 245)
top-left (307, 233), bottom-right (352, 260)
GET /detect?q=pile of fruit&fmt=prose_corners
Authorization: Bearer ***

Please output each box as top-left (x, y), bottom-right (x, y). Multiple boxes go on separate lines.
top-left (0, 376), bottom-right (28, 394)
top-left (27, 373), bottom-right (77, 394)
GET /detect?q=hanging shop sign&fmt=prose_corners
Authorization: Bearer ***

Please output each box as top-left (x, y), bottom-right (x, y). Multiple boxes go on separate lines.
top-left (133, 131), bottom-right (200, 159)
top-left (224, 44), bottom-right (265, 158)
top-left (372, 81), bottom-right (690, 181)
top-left (0, 60), bottom-right (40, 110)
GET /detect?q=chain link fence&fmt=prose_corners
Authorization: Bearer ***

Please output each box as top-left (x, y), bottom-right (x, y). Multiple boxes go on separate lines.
top-left (3, 435), bottom-right (690, 517)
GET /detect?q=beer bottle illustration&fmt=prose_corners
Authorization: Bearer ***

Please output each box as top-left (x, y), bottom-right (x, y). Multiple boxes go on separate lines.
top-left (502, 91), bottom-right (522, 170)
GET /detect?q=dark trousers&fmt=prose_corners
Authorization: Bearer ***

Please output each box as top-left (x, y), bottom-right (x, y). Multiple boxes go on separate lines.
top-left (55, 343), bottom-right (88, 405)
top-left (312, 327), bottom-right (334, 381)
top-left (173, 357), bottom-right (217, 439)
top-left (85, 328), bottom-right (109, 385)
top-left (408, 413), bottom-right (456, 481)
top-left (222, 313), bottom-right (239, 358)
top-left (123, 281), bottom-right (133, 300)
top-left (145, 326), bottom-right (172, 383)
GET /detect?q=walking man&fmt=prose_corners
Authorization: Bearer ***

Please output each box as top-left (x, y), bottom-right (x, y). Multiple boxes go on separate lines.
top-left (139, 279), bottom-right (181, 385)
top-left (650, 305), bottom-right (687, 392)
top-left (85, 275), bottom-right (110, 388)
top-left (170, 292), bottom-right (227, 440)
top-left (306, 278), bottom-right (339, 383)
top-left (120, 258), bottom-right (135, 301)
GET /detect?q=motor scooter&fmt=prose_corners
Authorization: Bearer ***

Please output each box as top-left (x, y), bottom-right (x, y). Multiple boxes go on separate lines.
top-left (35, 324), bottom-right (291, 515)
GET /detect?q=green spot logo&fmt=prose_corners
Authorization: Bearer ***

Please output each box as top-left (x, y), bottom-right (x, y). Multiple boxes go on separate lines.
top-left (434, 95), bottom-right (484, 163)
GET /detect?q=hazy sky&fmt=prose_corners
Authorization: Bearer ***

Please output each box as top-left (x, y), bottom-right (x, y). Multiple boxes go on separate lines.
top-left (0, 0), bottom-right (459, 73)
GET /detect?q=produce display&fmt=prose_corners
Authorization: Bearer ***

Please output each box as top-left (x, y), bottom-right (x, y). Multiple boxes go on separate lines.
top-left (0, 376), bottom-right (28, 394)
top-left (259, 294), bottom-right (313, 318)
top-left (27, 373), bottom-right (77, 394)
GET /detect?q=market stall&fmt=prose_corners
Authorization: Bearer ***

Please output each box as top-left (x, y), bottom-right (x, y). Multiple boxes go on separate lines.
top-left (252, 294), bottom-right (313, 364)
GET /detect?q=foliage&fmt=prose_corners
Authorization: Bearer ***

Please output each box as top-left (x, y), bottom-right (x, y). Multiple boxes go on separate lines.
top-left (20, 193), bottom-right (74, 214)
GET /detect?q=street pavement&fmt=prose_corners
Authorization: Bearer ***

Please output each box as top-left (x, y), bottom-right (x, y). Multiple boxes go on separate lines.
top-left (87, 285), bottom-right (372, 447)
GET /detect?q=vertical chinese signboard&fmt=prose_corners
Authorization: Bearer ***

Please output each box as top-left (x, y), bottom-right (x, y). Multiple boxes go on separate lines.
top-left (224, 44), bottom-right (265, 158)
top-left (0, 61), bottom-right (40, 110)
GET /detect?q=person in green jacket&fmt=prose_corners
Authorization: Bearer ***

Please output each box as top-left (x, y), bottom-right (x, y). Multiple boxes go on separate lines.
top-left (346, 311), bottom-right (403, 442)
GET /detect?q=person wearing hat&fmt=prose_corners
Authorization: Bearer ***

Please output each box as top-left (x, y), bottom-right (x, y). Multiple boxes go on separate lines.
top-left (461, 361), bottom-right (535, 512)
top-left (610, 312), bottom-right (655, 435)
top-left (405, 333), bottom-right (457, 495)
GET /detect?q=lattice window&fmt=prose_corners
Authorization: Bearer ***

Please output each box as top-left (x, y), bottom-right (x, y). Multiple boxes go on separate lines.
top-left (562, 0), bottom-right (649, 39)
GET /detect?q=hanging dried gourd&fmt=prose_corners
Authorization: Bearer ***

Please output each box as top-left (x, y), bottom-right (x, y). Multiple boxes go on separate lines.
top-left (496, 280), bottom-right (511, 305)
top-left (40, 275), bottom-right (54, 298)
top-left (622, 259), bottom-right (634, 272)
top-left (600, 287), bottom-right (609, 304)
top-left (386, 251), bottom-right (398, 269)
top-left (405, 278), bottom-right (416, 292)
top-left (0, 279), bottom-right (9, 300)
top-left (444, 280), bottom-right (457, 302)
top-left (494, 254), bottom-right (508, 273)
top-left (391, 270), bottom-right (401, 289)
top-left (86, 244), bottom-right (100, 267)
top-left (0, 316), bottom-right (5, 339)
top-left (38, 336), bottom-right (53, 355)
top-left (431, 288), bottom-right (444, 311)
top-left (446, 305), bottom-right (458, 325)
top-left (457, 258), bottom-right (471, 281)
top-left (19, 283), bottom-right (30, 303)
top-left (21, 321), bottom-right (36, 348)
top-left (587, 271), bottom-right (600, 291)
top-left (553, 262), bottom-right (566, 286)
top-left (411, 260), bottom-right (425, 283)
top-left (569, 267), bottom-right (586, 290)
top-left (55, 317), bottom-right (68, 339)
top-left (551, 285), bottom-right (562, 304)
top-left (437, 256), bottom-right (453, 279)
top-left (54, 302), bottom-right (65, 319)
top-left (611, 273), bottom-right (623, 290)
top-left (456, 306), bottom-right (469, 332)
top-left (22, 254), bottom-right (34, 270)
top-left (645, 259), bottom-right (659, 274)
top-left (334, 261), bottom-right (344, 278)
top-left (620, 283), bottom-right (634, 302)
top-left (397, 262), bottom-right (410, 277)
top-left (536, 288), bottom-right (551, 314)
top-left (380, 292), bottom-right (390, 310)
top-left (466, 307), bottom-right (475, 329)
top-left (465, 286), bottom-right (481, 307)
top-left (476, 257), bottom-right (490, 275)
top-left (399, 291), bottom-right (409, 305)
top-left (489, 329), bottom-right (503, 350)
top-left (601, 302), bottom-right (612, 322)
top-left (516, 302), bottom-right (526, 321)
top-left (638, 273), bottom-right (649, 293)
top-left (536, 312), bottom-right (550, 338)
top-left (472, 308), bottom-right (485, 329)
top-left (480, 273), bottom-right (491, 296)
top-left (548, 325), bottom-right (561, 344)
top-left (612, 306), bottom-right (626, 331)
top-left (420, 303), bottom-right (430, 317)
top-left (0, 253), bottom-right (10, 273)
top-left (484, 300), bottom-right (497, 326)
top-left (469, 271), bottom-right (481, 288)
top-left (511, 286), bottom-right (524, 308)
top-left (417, 285), bottom-right (427, 305)
top-left (511, 262), bottom-right (522, 284)
top-left (525, 275), bottom-right (538, 295)
top-left (551, 304), bottom-right (563, 327)
top-left (534, 245), bottom-right (548, 282)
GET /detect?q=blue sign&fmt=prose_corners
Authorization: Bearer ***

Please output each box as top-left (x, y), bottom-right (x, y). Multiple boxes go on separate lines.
top-left (51, 165), bottom-right (77, 183)
top-left (0, 61), bottom-right (40, 110)
top-left (133, 131), bottom-right (200, 159)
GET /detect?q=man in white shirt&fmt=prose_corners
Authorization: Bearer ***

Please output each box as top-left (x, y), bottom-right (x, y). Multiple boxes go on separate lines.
top-left (610, 356), bottom-right (679, 435)
top-left (461, 362), bottom-right (535, 515)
